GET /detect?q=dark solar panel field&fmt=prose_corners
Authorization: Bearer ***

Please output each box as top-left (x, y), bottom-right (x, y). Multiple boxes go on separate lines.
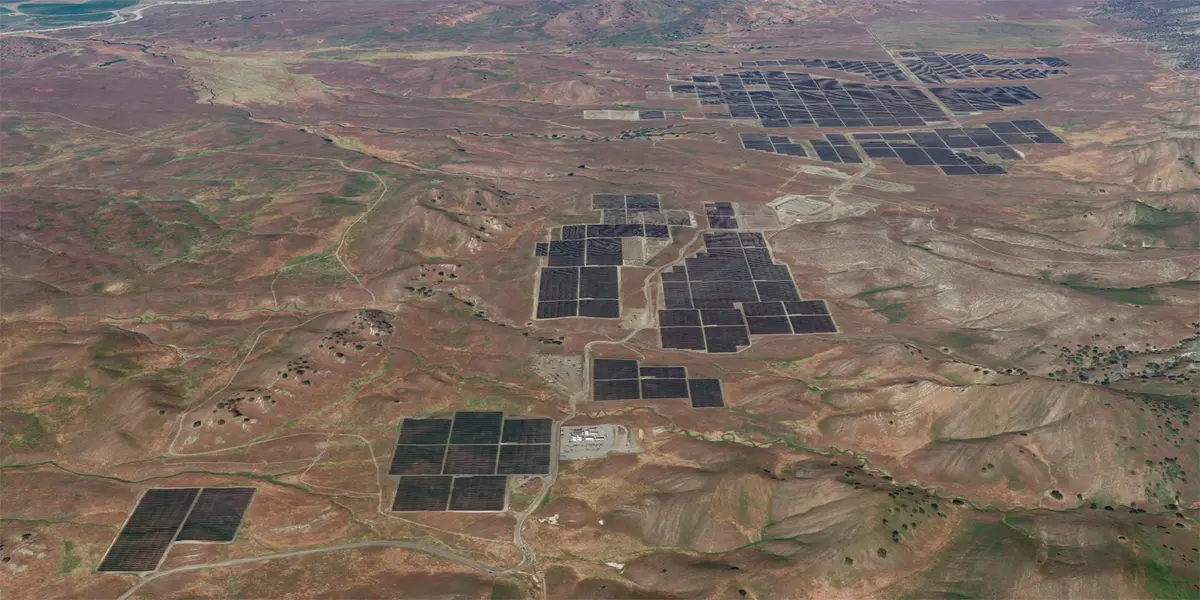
top-left (591, 357), bottom-right (726, 408)
top-left (899, 51), bottom-right (1070, 83)
top-left (98, 488), bottom-right (200, 572)
top-left (533, 194), bottom-right (690, 320)
top-left (740, 120), bottom-right (1062, 176)
top-left (175, 488), bottom-right (256, 542)
top-left (673, 70), bottom-right (949, 128)
top-left (387, 412), bottom-right (554, 505)
top-left (657, 229), bottom-right (837, 353)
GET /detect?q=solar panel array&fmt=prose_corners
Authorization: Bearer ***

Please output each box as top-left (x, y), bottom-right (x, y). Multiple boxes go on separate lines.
top-left (99, 487), bottom-right (256, 572)
top-left (389, 412), bottom-right (552, 477)
top-left (392, 475), bottom-right (508, 512)
top-left (739, 120), bottom-right (1063, 176)
top-left (900, 51), bottom-right (1070, 83)
top-left (928, 85), bottom-right (1042, 113)
top-left (592, 358), bottom-right (725, 408)
top-left (99, 488), bottom-right (199, 572)
top-left (534, 194), bottom-right (689, 320)
top-left (639, 110), bottom-right (684, 120)
top-left (175, 488), bottom-right (256, 542)
top-left (670, 71), bottom-right (948, 127)
top-left (658, 229), bottom-right (836, 352)
top-left (742, 58), bottom-right (910, 82)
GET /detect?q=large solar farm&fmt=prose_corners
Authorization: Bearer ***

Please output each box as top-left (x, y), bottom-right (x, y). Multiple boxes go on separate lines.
top-left (3, 0), bottom-right (1197, 598)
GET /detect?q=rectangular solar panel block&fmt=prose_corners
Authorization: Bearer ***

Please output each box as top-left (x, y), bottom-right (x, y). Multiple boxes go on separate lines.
top-left (688, 379), bottom-right (725, 408)
top-left (746, 316), bottom-right (793, 334)
top-left (660, 327), bottom-right (706, 350)
top-left (501, 419), bottom-right (553, 444)
top-left (663, 282), bottom-right (694, 309)
top-left (579, 299), bottom-right (621, 318)
top-left (894, 147), bottom-right (936, 166)
top-left (865, 147), bottom-right (898, 159)
top-left (985, 121), bottom-right (1021, 133)
top-left (594, 379), bottom-right (641, 401)
top-left (708, 216), bottom-right (739, 229)
top-left (644, 224), bottom-right (670, 239)
top-left (534, 243), bottom-right (548, 257)
top-left (578, 266), bottom-right (618, 300)
top-left (397, 418), bottom-right (452, 445)
top-left (813, 144), bottom-right (841, 162)
top-left (659, 309), bottom-right (702, 327)
top-left (755, 280), bottom-right (802, 302)
top-left (443, 444), bottom-right (499, 475)
top-left (548, 240), bottom-right (585, 267)
top-left (585, 238), bottom-right (623, 266)
top-left (588, 224), bottom-right (644, 238)
top-left (389, 444), bottom-right (448, 475)
top-left (561, 225), bottom-right (586, 241)
top-left (700, 309), bottom-right (747, 326)
top-left (99, 488), bottom-right (200, 572)
top-left (450, 411), bottom-right (504, 445)
top-left (626, 194), bottom-right (660, 211)
top-left (704, 231), bottom-right (741, 247)
top-left (924, 148), bottom-right (965, 165)
top-left (392, 476), bottom-right (452, 512)
top-left (785, 300), bottom-right (830, 315)
top-left (690, 280), bottom-right (759, 307)
top-left (834, 145), bottom-right (863, 163)
top-left (496, 444), bottom-right (551, 475)
top-left (537, 301), bottom-right (577, 319)
top-left (790, 315), bottom-right (839, 333)
top-left (449, 476), bottom-right (507, 512)
top-left (965, 128), bottom-right (1005, 146)
top-left (640, 378), bottom-right (691, 399)
top-left (998, 132), bottom-right (1034, 145)
top-left (640, 366), bottom-right (687, 379)
top-left (594, 358), bottom-right (639, 380)
top-left (175, 488), bottom-right (255, 543)
top-left (538, 267), bottom-right (579, 302)
top-left (602, 209), bottom-right (628, 225)
top-left (741, 301), bottom-right (785, 316)
top-left (703, 326), bottom-right (750, 353)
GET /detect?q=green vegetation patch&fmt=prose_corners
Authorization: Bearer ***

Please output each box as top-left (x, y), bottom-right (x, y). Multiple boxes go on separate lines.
top-left (56, 540), bottom-right (81, 576)
top-left (870, 20), bottom-right (1078, 50)
top-left (855, 283), bottom-right (914, 324)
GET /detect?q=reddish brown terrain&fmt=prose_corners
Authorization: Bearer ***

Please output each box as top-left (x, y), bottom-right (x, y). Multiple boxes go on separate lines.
top-left (1, 0), bottom-right (1197, 598)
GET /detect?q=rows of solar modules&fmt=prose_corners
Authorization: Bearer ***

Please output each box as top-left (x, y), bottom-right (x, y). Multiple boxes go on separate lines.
top-left (706, 201), bottom-right (739, 229)
top-left (533, 194), bottom-right (690, 320)
top-left (389, 413), bottom-right (552, 477)
top-left (739, 120), bottom-right (1063, 176)
top-left (98, 487), bottom-right (257, 572)
top-left (899, 51), bottom-right (1070, 83)
top-left (592, 358), bottom-right (725, 407)
top-left (670, 70), bottom-right (949, 128)
top-left (392, 475), bottom-right (508, 512)
top-left (658, 226), bottom-right (837, 353)
top-left (175, 488), bottom-right (256, 542)
top-left (929, 85), bottom-right (1042, 113)
top-left (638, 110), bottom-right (684, 120)
top-left (740, 58), bottom-right (909, 82)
